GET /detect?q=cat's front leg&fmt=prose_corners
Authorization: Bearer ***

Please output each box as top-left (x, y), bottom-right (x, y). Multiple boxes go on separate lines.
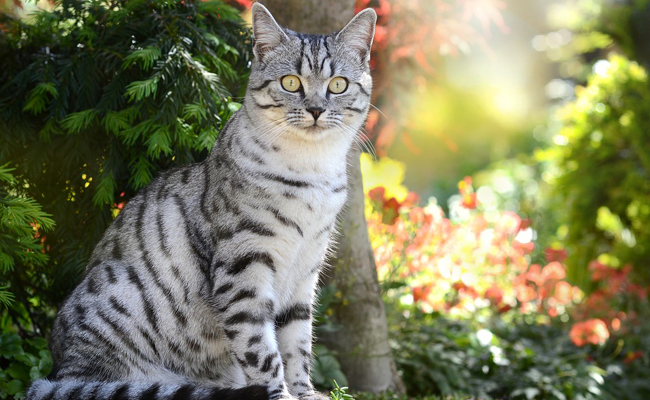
top-left (211, 257), bottom-right (293, 400)
top-left (275, 276), bottom-right (327, 400)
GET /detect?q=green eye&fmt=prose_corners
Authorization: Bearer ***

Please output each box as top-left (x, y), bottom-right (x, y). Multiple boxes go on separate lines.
top-left (328, 77), bottom-right (348, 94)
top-left (281, 75), bottom-right (302, 92)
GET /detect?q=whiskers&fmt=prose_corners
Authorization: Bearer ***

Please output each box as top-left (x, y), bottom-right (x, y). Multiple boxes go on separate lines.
top-left (369, 102), bottom-right (389, 121)
top-left (332, 120), bottom-right (377, 160)
top-left (251, 118), bottom-right (291, 148)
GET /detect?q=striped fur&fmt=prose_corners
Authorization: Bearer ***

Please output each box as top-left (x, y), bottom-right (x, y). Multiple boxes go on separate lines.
top-left (27, 4), bottom-right (376, 400)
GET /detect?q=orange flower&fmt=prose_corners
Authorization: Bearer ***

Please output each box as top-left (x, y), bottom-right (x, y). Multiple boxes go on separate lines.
top-left (401, 192), bottom-right (420, 208)
top-left (458, 176), bottom-right (473, 193)
top-left (513, 240), bottom-right (535, 255)
top-left (569, 319), bottom-right (610, 347)
top-left (484, 285), bottom-right (504, 306)
top-left (515, 285), bottom-right (537, 303)
top-left (525, 264), bottom-right (544, 286)
top-left (554, 281), bottom-right (573, 305)
top-left (413, 285), bottom-right (431, 303)
top-left (461, 193), bottom-right (477, 209)
top-left (542, 262), bottom-right (566, 281)
top-left (495, 211), bottom-right (522, 236)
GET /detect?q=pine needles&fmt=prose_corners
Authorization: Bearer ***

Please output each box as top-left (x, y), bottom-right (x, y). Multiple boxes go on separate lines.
top-left (0, 0), bottom-right (252, 329)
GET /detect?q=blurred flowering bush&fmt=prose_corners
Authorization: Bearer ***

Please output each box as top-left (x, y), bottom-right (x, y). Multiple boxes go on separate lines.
top-left (361, 153), bottom-right (583, 322)
top-left (361, 153), bottom-right (650, 399)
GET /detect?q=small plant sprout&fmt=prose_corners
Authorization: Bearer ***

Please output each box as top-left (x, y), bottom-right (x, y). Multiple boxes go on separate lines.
top-left (329, 380), bottom-right (355, 400)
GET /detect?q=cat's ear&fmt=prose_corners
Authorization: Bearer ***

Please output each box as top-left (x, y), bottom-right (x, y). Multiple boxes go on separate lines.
top-left (251, 3), bottom-right (288, 62)
top-left (336, 8), bottom-right (377, 62)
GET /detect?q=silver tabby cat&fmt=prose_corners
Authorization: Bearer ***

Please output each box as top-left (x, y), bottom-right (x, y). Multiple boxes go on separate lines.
top-left (26, 3), bottom-right (376, 400)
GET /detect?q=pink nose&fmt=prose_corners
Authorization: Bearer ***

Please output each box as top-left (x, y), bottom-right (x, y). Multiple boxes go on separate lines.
top-left (307, 107), bottom-right (325, 121)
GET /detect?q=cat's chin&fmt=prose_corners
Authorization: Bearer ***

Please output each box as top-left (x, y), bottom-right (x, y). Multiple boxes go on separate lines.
top-left (290, 125), bottom-right (338, 141)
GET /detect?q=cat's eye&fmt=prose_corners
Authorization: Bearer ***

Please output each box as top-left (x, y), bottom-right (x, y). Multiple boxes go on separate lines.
top-left (328, 77), bottom-right (348, 94)
top-left (281, 75), bottom-right (302, 92)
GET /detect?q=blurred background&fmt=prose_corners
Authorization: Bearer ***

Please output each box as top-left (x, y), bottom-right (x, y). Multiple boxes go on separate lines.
top-left (2, 0), bottom-right (650, 399)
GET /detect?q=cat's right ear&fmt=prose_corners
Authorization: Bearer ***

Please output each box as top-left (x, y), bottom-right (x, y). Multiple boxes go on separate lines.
top-left (251, 3), bottom-right (288, 63)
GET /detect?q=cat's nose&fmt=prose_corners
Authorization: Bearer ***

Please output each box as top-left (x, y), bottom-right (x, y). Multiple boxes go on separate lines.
top-left (306, 107), bottom-right (325, 121)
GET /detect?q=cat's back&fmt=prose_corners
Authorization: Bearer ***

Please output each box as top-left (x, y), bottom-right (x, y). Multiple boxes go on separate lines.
top-left (49, 160), bottom-right (231, 380)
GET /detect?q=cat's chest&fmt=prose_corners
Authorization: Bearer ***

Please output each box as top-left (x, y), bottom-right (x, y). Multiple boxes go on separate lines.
top-left (278, 184), bottom-right (346, 230)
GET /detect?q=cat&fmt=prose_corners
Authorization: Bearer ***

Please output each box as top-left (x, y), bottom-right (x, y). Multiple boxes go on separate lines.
top-left (26, 3), bottom-right (376, 400)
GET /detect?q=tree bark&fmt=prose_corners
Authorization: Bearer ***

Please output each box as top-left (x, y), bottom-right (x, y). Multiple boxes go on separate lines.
top-left (318, 147), bottom-right (405, 394)
top-left (257, 0), bottom-right (404, 394)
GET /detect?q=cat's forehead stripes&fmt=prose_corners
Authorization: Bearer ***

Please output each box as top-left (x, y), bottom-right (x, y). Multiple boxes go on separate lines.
top-left (294, 34), bottom-right (334, 78)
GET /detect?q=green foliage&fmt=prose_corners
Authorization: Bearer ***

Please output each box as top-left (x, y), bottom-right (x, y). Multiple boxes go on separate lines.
top-left (312, 345), bottom-right (348, 391)
top-left (329, 380), bottom-right (355, 400)
top-left (0, 1), bottom-right (251, 395)
top-left (354, 392), bottom-right (473, 400)
top-left (541, 55), bottom-right (650, 286)
top-left (389, 304), bottom-right (610, 400)
top-left (0, 332), bottom-right (51, 400)
top-left (0, 166), bottom-right (55, 398)
top-left (596, 320), bottom-right (650, 400)
top-left (313, 285), bottom-right (349, 391)
top-left (0, 0), bottom-right (251, 318)
top-left (0, 165), bottom-right (55, 330)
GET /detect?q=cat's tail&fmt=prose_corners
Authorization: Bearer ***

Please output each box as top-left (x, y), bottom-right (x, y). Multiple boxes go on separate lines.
top-left (26, 379), bottom-right (269, 400)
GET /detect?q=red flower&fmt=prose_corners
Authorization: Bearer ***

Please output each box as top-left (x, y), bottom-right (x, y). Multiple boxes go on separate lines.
top-left (368, 186), bottom-right (386, 203)
top-left (545, 247), bottom-right (568, 263)
top-left (624, 351), bottom-right (643, 364)
top-left (381, 197), bottom-right (401, 224)
top-left (413, 285), bottom-right (431, 303)
top-left (484, 285), bottom-right (503, 306)
top-left (461, 193), bottom-right (477, 209)
top-left (588, 260), bottom-right (609, 281)
top-left (569, 319), bottom-right (610, 347)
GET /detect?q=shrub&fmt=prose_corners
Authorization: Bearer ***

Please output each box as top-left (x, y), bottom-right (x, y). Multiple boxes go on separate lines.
top-left (362, 155), bottom-right (650, 399)
top-left (542, 55), bottom-right (650, 286)
top-left (0, 0), bottom-right (251, 308)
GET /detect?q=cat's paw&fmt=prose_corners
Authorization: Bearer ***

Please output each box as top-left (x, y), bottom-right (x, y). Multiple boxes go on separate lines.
top-left (269, 389), bottom-right (299, 400)
top-left (274, 395), bottom-right (300, 400)
top-left (299, 391), bottom-right (330, 400)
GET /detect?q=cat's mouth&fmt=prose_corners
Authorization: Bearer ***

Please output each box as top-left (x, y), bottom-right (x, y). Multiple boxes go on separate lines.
top-left (305, 124), bottom-right (326, 133)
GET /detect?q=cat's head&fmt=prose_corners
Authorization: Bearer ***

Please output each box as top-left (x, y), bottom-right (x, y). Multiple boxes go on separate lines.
top-left (245, 3), bottom-right (376, 144)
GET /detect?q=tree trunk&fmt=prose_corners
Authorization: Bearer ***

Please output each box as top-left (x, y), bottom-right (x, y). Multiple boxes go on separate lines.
top-left (319, 147), bottom-right (405, 394)
top-left (257, 0), bottom-right (404, 394)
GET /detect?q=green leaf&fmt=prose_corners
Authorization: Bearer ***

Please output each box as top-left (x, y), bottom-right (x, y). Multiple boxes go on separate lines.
top-left (182, 103), bottom-right (208, 123)
top-left (93, 174), bottom-right (116, 206)
top-left (61, 109), bottom-right (98, 134)
top-left (103, 110), bottom-right (132, 135)
top-left (22, 83), bottom-right (58, 115)
top-left (123, 47), bottom-right (162, 70)
top-left (145, 126), bottom-right (173, 159)
top-left (125, 77), bottom-right (159, 102)
top-left (130, 155), bottom-right (154, 190)
top-left (3, 379), bottom-right (24, 396)
top-left (6, 363), bottom-right (30, 382)
top-left (0, 334), bottom-right (23, 358)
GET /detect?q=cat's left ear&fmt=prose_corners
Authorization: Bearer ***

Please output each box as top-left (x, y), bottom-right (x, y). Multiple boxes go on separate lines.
top-left (251, 3), bottom-right (289, 63)
top-left (336, 8), bottom-right (377, 62)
